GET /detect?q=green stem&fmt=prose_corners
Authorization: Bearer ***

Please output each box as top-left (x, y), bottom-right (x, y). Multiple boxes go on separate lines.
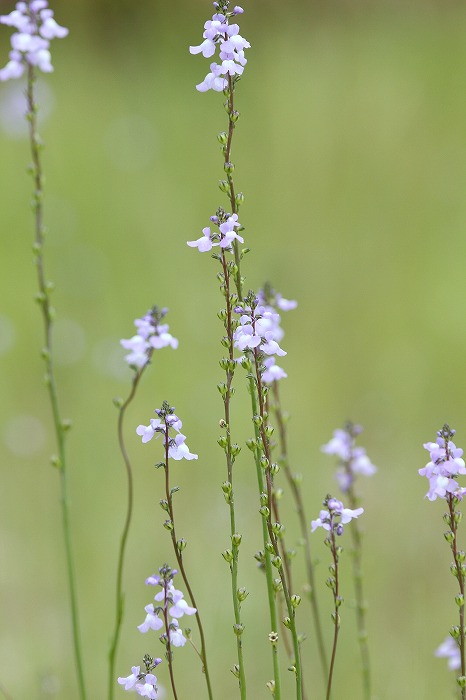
top-left (448, 494), bottom-right (466, 700)
top-left (163, 424), bottom-right (214, 700)
top-left (346, 483), bottom-right (371, 700)
top-left (108, 365), bottom-right (147, 700)
top-left (26, 65), bottom-right (87, 700)
top-left (271, 382), bottom-right (328, 683)
top-left (326, 527), bottom-right (340, 700)
top-left (220, 248), bottom-right (247, 698)
top-left (249, 379), bottom-right (282, 700)
top-left (249, 339), bottom-right (303, 699)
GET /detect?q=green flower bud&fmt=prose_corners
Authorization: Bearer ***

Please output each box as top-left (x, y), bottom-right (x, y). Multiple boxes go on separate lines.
top-left (237, 587), bottom-right (249, 602)
top-left (222, 549), bottom-right (234, 563)
top-left (232, 533), bottom-right (242, 547)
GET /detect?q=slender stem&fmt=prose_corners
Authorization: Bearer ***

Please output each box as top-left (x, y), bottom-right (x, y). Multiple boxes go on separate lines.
top-left (271, 382), bottom-right (328, 681)
top-left (345, 481), bottom-right (371, 700)
top-left (163, 579), bottom-right (179, 700)
top-left (163, 425), bottom-right (214, 700)
top-left (219, 249), bottom-right (247, 698)
top-left (447, 494), bottom-right (466, 698)
top-left (108, 364), bottom-right (148, 700)
top-left (224, 73), bottom-right (243, 298)
top-left (26, 66), bottom-right (87, 700)
top-left (326, 526), bottom-right (340, 700)
top-left (251, 349), bottom-right (303, 700)
top-left (248, 380), bottom-right (282, 700)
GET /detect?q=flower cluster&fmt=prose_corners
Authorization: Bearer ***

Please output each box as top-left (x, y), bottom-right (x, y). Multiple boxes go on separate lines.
top-left (187, 209), bottom-right (244, 252)
top-left (419, 425), bottom-right (466, 502)
top-left (322, 422), bottom-right (377, 492)
top-left (137, 401), bottom-right (198, 461)
top-left (0, 1), bottom-right (68, 81)
top-left (138, 567), bottom-right (196, 648)
top-left (256, 284), bottom-right (297, 383)
top-left (233, 292), bottom-right (287, 361)
top-left (118, 567), bottom-right (196, 697)
top-left (118, 656), bottom-right (162, 699)
top-left (120, 306), bottom-right (178, 370)
top-left (189, 1), bottom-right (250, 92)
top-left (311, 496), bottom-right (364, 535)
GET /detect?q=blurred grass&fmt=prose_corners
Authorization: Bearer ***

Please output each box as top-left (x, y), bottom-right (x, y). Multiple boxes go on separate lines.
top-left (1, 0), bottom-right (466, 697)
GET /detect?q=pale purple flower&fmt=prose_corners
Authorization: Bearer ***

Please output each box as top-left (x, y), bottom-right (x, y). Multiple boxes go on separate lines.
top-left (121, 335), bottom-right (150, 369)
top-left (322, 424), bottom-right (376, 493)
top-left (118, 666), bottom-right (140, 690)
top-left (0, 1), bottom-right (68, 81)
top-left (187, 226), bottom-right (218, 252)
top-left (137, 403), bottom-right (198, 462)
top-left (169, 619), bottom-right (186, 647)
top-left (311, 497), bottom-right (364, 534)
top-left (219, 213), bottom-right (244, 247)
top-left (169, 588), bottom-right (197, 618)
top-left (195, 62), bottom-right (228, 93)
top-left (435, 635), bottom-right (461, 671)
top-left (419, 426), bottom-right (466, 501)
top-left (190, 4), bottom-right (250, 92)
top-left (262, 357), bottom-right (287, 384)
top-left (136, 418), bottom-right (162, 444)
top-left (233, 305), bottom-right (287, 358)
top-left (137, 604), bottom-right (164, 634)
top-left (121, 307), bottom-right (178, 369)
top-left (135, 675), bottom-right (158, 699)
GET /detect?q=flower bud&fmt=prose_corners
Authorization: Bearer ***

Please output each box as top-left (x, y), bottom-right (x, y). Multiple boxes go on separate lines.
top-left (222, 549), bottom-right (234, 563)
top-left (456, 594), bottom-right (465, 607)
top-left (237, 587), bottom-right (249, 601)
top-left (233, 623), bottom-right (245, 636)
top-left (291, 594), bottom-right (302, 608)
top-left (217, 436), bottom-right (228, 449)
top-left (217, 131), bottom-right (228, 144)
top-left (177, 538), bottom-right (187, 552)
top-left (260, 506), bottom-right (270, 518)
top-left (232, 533), bottom-right (242, 547)
top-left (272, 555), bottom-right (282, 569)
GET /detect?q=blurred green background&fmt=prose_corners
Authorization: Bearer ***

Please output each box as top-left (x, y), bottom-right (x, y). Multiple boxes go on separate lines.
top-left (1, 0), bottom-right (466, 697)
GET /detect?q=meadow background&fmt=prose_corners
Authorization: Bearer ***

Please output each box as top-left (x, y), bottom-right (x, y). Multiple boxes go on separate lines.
top-left (1, 0), bottom-right (466, 697)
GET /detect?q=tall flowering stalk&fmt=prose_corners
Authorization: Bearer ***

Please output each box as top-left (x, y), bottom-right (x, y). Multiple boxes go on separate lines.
top-left (0, 4), bottom-right (87, 699)
top-left (108, 308), bottom-right (178, 700)
top-left (261, 283), bottom-right (328, 682)
top-left (322, 423), bottom-right (376, 699)
top-left (137, 401), bottom-right (213, 699)
top-left (312, 497), bottom-right (364, 700)
top-left (118, 564), bottom-right (197, 699)
top-left (419, 425), bottom-right (466, 697)
top-left (236, 291), bottom-right (304, 699)
top-left (189, 2), bottom-right (250, 695)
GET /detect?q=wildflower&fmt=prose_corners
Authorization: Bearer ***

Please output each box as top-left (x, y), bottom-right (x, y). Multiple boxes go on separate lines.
top-left (137, 604), bottom-right (164, 634)
top-left (190, 2), bottom-right (250, 92)
top-left (233, 297), bottom-right (287, 358)
top-left (169, 618), bottom-right (187, 647)
top-left (136, 403), bottom-right (198, 461)
top-left (435, 635), bottom-right (461, 671)
top-left (188, 211), bottom-right (244, 252)
top-left (121, 307), bottom-right (178, 370)
top-left (118, 666), bottom-right (140, 691)
top-left (0, 1), bottom-right (68, 81)
top-left (419, 425), bottom-right (466, 501)
top-left (322, 423), bottom-right (377, 492)
top-left (136, 675), bottom-right (158, 699)
top-left (187, 226), bottom-right (218, 252)
top-left (311, 496), bottom-right (363, 534)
